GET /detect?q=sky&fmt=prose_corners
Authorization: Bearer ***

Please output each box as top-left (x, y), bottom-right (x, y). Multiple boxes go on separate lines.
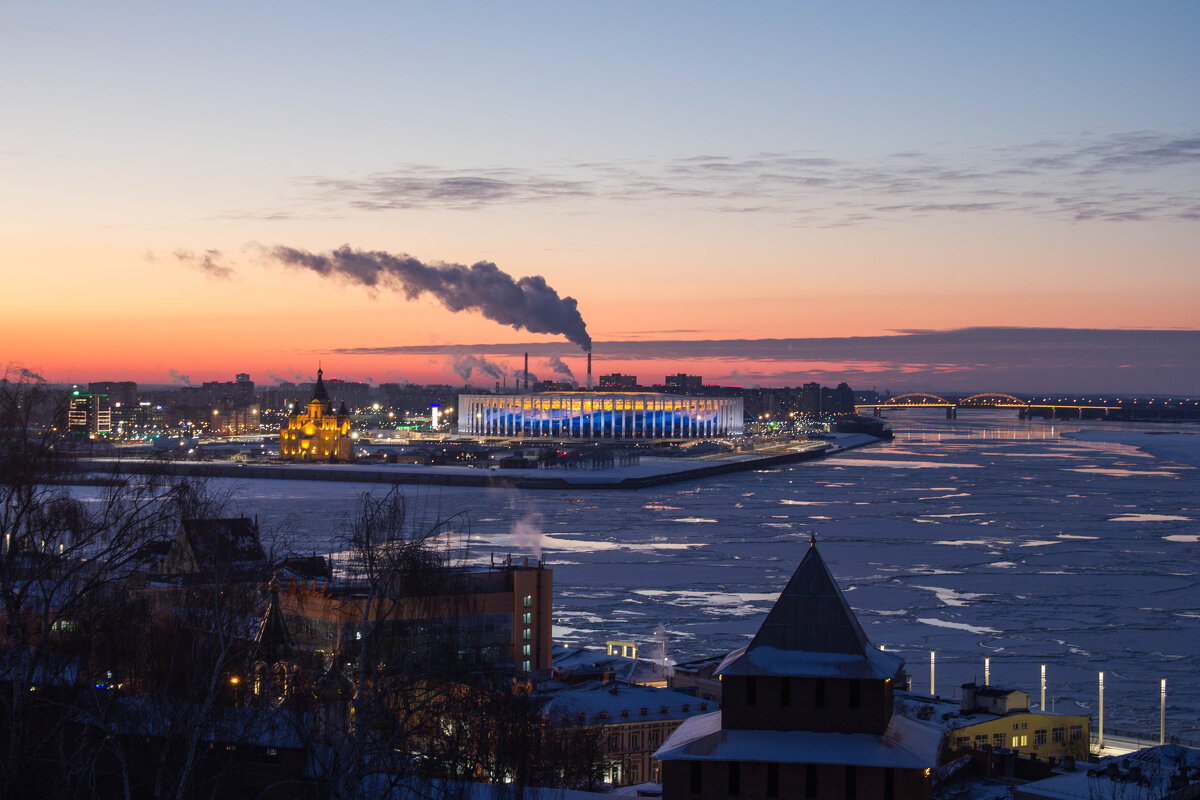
top-left (2, 2), bottom-right (1199, 394)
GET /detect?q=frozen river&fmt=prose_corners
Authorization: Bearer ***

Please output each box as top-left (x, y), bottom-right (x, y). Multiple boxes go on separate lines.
top-left (213, 412), bottom-right (1200, 740)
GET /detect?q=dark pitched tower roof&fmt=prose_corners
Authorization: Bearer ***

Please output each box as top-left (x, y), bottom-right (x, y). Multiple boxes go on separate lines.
top-left (256, 574), bottom-right (295, 659)
top-left (750, 538), bottom-right (873, 655)
top-left (312, 368), bottom-right (330, 403)
top-left (717, 539), bottom-right (904, 680)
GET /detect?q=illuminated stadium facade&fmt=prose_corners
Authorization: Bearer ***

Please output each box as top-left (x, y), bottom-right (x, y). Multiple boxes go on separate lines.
top-left (458, 392), bottom-right (744, 439)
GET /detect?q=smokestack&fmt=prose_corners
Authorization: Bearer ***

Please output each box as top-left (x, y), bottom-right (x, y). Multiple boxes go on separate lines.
top-left (524, 352), bottom-right (529, 393)
top-left (587, 351), bottom-right (592, 390)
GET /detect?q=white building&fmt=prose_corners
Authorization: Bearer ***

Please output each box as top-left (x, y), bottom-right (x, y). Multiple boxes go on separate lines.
top-left (457, 392), bottom-right (744, 439)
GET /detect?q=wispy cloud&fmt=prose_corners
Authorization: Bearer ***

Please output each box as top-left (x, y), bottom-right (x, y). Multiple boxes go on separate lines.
top-left (303, 165), bottom-right (592, 212)
top-left (172, 248), bottom-right (234, 280)
top-left (285, 130), bottom-right (1200, 227)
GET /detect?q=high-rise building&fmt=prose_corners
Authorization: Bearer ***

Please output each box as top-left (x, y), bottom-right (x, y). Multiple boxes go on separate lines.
top-left (664, 374), bottom-right (703, 393)
top-left (88, 381), bottom-right (138, 407)
top-left (599, 373), bottom-right (639, 389)
top-left (111, 400), bottom-right (165, 438)
top-left (67, 388), bottom-right (112, 437)
top-left (799, 381), bottom-right (823, 416)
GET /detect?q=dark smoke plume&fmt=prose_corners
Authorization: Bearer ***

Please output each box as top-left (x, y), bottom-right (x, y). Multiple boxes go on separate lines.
top-left (452, 354), bottom-right (505, 383)
top-left (18, 367), bottom-right (47, 383)
top-left (268, 245), bottom-right (591, 351)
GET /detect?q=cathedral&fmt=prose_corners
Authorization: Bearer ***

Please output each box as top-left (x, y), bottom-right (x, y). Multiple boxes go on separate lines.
top-left (279, 369), bottom-right (353, 461)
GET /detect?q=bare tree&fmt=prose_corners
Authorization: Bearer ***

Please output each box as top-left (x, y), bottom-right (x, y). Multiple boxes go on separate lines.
top-left (2, 376), bottom-right (602, 798)
top-left (0, 374), bottom-right (188, 796)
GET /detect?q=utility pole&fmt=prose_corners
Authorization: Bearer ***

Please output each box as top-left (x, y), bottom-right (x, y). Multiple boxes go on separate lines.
top-left (1160, 678), bottom-right (1167, 746)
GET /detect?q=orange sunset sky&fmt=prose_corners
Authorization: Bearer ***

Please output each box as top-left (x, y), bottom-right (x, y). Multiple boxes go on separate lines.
top-left (3, 3), bottom-right (1199, 393)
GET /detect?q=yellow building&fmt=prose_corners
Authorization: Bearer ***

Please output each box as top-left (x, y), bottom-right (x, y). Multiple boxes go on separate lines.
top-left (947, 684), bottom-right (1090, 762)
top-left (279, 369), bottom-right (353, 461)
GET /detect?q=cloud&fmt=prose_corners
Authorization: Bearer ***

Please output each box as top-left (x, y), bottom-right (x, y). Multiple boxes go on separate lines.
top-left (173, 249), bottom-right (234, 280)
top-left (168, 368), bottom-right (191, 386)
top-left (330, 327), bottom-right (1200, 394)
top-left (292, 130), bottom-right (1200, 227)
top-left (303, 165), bottom-right (591, 211)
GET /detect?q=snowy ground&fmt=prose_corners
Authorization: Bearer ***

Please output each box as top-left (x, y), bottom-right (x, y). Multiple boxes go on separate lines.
top-left (106, 411), bottom-right (1200, 740)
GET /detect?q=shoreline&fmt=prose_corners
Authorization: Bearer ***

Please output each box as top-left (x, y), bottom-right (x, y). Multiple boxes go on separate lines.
top-left (67, 434), bottom-right (882, 491)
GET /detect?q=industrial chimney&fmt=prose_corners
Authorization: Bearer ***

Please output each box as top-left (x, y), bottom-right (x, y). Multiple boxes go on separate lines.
top-left (524, 352), bottom-right (529, 393)
top-left (587, 351), bottom-right (592, 390)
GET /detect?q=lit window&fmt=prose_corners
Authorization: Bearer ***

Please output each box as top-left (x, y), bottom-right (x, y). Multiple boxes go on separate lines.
top-left (522, 660), bottom-right (531, 672)
top-left (522, 644), bottom-right (531, 656)
top-left (523, 628), bottom-right (531, 640)
top-left (522, 612), bottom-right (532, 625)
top-left (523, 595), bottom-right (532, 608)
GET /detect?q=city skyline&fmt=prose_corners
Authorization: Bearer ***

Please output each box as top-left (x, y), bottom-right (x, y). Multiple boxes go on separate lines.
top-left (3, 3), bottom-right (1198, 392)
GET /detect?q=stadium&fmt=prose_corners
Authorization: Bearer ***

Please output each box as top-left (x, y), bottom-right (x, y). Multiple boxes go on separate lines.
top-left (458, 392), bottom-right (744, 439)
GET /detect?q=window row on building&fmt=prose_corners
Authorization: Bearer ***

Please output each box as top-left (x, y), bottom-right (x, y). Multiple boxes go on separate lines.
top-left (458, 393), bottom-right (744, 439)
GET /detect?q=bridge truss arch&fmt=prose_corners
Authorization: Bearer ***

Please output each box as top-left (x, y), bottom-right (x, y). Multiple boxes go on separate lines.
top-left (960, 393), bottom-right (1026, 407)
top-left (883, 392), bottom-right (953, 406)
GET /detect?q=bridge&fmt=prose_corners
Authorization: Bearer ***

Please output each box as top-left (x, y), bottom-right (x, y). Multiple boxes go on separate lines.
top-left (855, 393), bottom-right (1123, 419)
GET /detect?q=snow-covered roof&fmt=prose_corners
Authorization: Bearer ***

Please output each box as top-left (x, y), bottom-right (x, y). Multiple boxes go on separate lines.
top-left (716, 542), bottom-right (905, 680)
top-left (654, 710), bottom-right (942, 769)
top-left (1012, 744), bottom-right (1200, 800)
top-left (541, 681), bottom-right (713, 725)
top-left (717, 644), bottom-right (904, 681)
top-left (552, 646), bottom-right (668, 686)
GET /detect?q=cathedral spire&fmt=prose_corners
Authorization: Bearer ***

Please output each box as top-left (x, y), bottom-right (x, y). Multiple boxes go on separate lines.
top-left (312, 367), bottom-right (330, 403)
